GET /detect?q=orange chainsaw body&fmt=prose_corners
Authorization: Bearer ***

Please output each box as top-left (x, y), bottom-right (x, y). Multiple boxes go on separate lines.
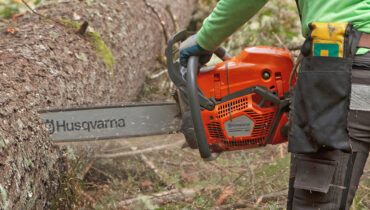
top-left (197, 46), bottom-right (293, 152)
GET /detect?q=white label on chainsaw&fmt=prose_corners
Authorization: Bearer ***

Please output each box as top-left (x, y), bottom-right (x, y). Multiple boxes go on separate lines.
top-left (224, 115), bottom-right (254, 137)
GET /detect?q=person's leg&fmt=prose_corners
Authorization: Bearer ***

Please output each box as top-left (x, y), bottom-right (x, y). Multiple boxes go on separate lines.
top-left (287, 111), bottom-right (370, 210)
top-left (287, 54), bottom-right (370, 210)
top-left (287, 143), bottom-right (368, 210)
top-left (346, 57), bottom-right (370, 207)
top-left (345, 110), bottom-right (370, 208)
top-left (344, 141), bottom-right (369, 208)
top-left (286, 111), bottom-right (370, 210)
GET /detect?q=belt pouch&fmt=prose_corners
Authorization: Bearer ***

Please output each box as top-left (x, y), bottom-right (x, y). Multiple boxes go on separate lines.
top-left (289, 23), bottom-right (361, 153)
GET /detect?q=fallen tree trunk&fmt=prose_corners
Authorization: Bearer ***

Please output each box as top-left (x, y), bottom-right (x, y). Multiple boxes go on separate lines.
top-left (0, 0), bottom-right (196, 209)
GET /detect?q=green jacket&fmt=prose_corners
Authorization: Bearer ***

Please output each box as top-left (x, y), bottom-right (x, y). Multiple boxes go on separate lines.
top-left (197, 0), bottom-right (370, 54)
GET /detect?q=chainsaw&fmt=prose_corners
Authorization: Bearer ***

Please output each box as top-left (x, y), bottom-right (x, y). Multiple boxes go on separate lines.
top-left (40, 30), bottom-right (293, 160)
top-left (166, 30), bottom-right (293, 160)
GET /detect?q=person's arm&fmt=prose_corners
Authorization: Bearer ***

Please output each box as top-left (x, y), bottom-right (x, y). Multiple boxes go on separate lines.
top-left (179, 0), bottom-right (268, 67)
top-left (197, 0), bottom-right (269, 51)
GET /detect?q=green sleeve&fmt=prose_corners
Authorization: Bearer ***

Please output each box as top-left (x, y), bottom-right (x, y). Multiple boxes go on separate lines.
top-left (197, 0), bottom-right (269, 51)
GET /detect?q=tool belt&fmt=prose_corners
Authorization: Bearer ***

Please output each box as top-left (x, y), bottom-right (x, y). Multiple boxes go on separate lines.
top-left (289, 22), bottom-right (365, 153)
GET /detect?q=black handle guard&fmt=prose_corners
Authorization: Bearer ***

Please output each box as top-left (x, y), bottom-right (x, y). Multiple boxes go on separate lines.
top-left (165, 30), bottom-right (232, 160)
top-left (187, 56), bottom-right (212, 159)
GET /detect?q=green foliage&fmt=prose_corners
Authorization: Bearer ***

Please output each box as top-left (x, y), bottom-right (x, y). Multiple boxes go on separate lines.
top-left (60, 18), bottom-right (82, 29)
top-left (0, 0), bottom-right (42, 19)
top-left (0, 0), bottom-right (20, 18)
top-left (133, 196), bottom-right (159, 210)
top-left (221, 0), bottom-right (303, 56)
top-left (50, 154), bottom-right (85, 210)
top-left (86, 31), bottom-right (115, 72)
top-left (351, 178), bottom-right (370, 210)
top-left (259, 155), bottom-right (290, 178)
top-left (0, 184), bottom-right (8, 210)
top-left (137, 77), bottom-right (161, 101)
top-left (200, 0), bottom-right (218, 6)
top-left (34, 0), bottom-right (41, 6)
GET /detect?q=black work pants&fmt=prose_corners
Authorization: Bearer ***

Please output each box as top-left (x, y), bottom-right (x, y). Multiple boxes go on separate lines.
top-left (287, 139), bottom-right (369, 210)
top-left (287, 52), bottom-right (370, 210)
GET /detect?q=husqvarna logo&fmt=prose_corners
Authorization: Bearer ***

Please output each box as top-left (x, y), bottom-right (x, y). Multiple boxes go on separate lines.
top-left (44, 118), bottom-right (125, 134)
top-left (45, 119), bottom-right (55, 134)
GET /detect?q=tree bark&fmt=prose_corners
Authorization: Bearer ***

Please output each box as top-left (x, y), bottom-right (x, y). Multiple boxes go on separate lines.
top-left (0, 0), bottom-right (196, 209)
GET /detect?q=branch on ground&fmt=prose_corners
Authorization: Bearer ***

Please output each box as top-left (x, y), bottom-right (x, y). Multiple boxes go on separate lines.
top-left (118, 188), bottom-right (198, 208)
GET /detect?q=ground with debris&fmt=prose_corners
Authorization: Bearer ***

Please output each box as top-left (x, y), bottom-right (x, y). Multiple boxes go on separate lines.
top-left (66, 133), bottom-right (369, 209)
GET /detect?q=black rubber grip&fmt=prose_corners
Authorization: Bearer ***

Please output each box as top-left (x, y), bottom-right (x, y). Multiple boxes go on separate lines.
top-left (187, 56), bottom-right (212, 159)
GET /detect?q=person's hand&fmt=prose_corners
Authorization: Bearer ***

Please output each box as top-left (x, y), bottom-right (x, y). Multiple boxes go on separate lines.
top-left (179, 35), bottom-right (212, 67)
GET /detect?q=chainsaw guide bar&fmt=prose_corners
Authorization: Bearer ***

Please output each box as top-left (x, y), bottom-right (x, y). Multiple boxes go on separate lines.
top-left (39, 102), bottom-right (181, 142)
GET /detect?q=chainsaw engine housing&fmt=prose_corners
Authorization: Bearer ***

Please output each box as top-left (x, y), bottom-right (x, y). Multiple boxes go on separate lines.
top-left (196, 46), bottom-right (293, 152)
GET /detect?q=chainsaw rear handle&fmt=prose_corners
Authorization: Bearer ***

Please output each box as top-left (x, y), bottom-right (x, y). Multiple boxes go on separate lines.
top-left (187, 56), bottom-right (215, 160)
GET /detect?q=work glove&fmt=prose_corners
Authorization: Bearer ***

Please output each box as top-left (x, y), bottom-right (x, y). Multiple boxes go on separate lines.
top-left (179, 35), bottom-right (212, 67)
